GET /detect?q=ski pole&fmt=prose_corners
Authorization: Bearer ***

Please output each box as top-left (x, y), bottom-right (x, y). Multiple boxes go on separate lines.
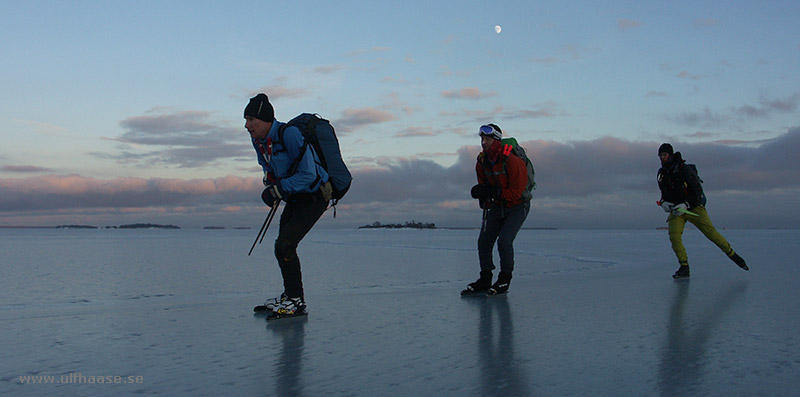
top-left (248, 207), bottom-right (272, 256)
top-left (259, 200), bottom-right (280, 244)
top-left (248, 202), bottom-right (277, 256)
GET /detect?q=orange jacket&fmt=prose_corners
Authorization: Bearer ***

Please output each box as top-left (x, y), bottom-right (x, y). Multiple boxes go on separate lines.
top-left (476, 150), bottom-right (528, 208)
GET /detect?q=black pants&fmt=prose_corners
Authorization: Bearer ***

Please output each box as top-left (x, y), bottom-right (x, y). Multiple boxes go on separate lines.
top-left (274, 193), bottom-right (328, 299)
top-left (478, 201), bottom-right (530, 275)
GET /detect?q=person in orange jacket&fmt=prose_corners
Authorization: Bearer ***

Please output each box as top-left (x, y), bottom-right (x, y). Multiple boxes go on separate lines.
top-left (462, 124), bottom-right (530, 296)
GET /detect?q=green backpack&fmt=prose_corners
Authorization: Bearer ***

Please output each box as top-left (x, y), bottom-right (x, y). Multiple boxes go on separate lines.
top-left (500, 137), bottom-right (536, 201)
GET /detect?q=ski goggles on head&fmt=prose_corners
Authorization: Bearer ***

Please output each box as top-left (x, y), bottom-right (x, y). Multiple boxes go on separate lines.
top-left (478, 124), bottom-right (501, 140)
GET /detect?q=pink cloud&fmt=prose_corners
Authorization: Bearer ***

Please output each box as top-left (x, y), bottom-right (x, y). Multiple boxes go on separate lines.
top-left (335, 107), bottom-right (396, 132)
top-left (441, 87), bottom-right (496, 100)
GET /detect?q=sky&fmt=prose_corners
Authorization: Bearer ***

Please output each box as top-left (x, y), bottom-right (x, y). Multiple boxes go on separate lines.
top-left (1, 0), bottom-right (799, 229)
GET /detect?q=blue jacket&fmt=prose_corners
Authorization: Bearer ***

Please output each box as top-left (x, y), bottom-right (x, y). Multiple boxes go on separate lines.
top-left (252, 120), bottom-right (329, 195)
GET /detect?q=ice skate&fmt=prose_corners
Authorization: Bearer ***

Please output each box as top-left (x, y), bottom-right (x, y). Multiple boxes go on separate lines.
top-left (672, 265), bottom-right (690, 279)
top-left (487, 272), bottom-right (512, 296)
top-left (729, 252), bottom-right (749, 271)
top-left (267, 296), bottom-right (307, 320)
top-left (254, 292), bottom-right (287, 312)
top-left (461, 272), bottom-right (492, 296)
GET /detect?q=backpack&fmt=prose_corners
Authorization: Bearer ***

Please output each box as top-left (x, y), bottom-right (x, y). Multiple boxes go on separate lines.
top-left (278, 113), bottom-right (352, 205)
top-left (686, 163), bottom-right (702, 183)
top-left (684, 162), bottom-right (707, 206)
top-left (500, 137), bottom-right (536, 201)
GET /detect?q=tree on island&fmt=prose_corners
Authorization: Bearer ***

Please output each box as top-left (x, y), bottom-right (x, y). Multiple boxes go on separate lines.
top-left (359, 220), bottom-right (436, 229)
top-left (56, 225), bottom-right (98, 229)
top-left (118, 223), bottom-right (180, 229)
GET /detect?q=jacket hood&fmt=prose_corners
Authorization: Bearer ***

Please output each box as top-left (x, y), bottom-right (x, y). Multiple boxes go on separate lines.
top-left (663, 151), bottom-right (684, 169)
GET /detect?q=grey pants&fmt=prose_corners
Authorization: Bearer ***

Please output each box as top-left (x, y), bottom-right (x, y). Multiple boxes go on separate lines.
top-left (478, 201), bottom-right (530, 274)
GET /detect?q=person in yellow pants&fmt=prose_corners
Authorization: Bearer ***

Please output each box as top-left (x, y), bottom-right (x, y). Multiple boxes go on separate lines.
top-left (657, 143), bottom-right (749, 279)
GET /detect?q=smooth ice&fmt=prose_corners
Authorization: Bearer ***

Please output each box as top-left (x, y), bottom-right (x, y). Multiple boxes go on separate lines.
top-left (1, 228), bottom-right (799, 395)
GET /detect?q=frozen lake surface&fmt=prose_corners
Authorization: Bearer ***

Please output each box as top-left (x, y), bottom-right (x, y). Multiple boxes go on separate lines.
top-left (1, 228), bottom-right (798, 395)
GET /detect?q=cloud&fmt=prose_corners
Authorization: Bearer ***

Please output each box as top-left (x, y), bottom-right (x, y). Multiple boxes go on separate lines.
top-left (455, 104), bottom-right (560, 127)
top-left (311, 65), bottom-right (343, 74)
top-left (686, 131), bottom-right (720, 139)
top-left (120, 110), bottom-right (217, 137)
top-left (353, 127), bottom-right (799, 198)
top-left (677, 70), bottom-right (704, 80)
top-left (102, 109), bottom-right (248, 168)
top-left (2, 165), bottom-right (52, 173)
top-left (735, 94), bottom-right (799, 117)
top-left (669, 94), bottom-right (800, 127)
top-left (441, 88), bottom-right (497, 100)
top-left (669, 106), bottom-right (728, 127)
top-left (394, 126), bottom-right (437, 138)
top-left (4, 127), bottom-right (799, 229)
top-left (0, 175), bottom-right (262, 213)
top-left (335, 107), bottom-right (396, 133)
top-left (617, 19), bottom-right (641, 31)
top-left (343, 128), bottom-right (800, 228)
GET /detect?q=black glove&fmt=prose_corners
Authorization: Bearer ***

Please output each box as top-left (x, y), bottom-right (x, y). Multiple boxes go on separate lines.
top-left (471, 184), bottom-right (488, 199)
top-left (470, 184), bottom-right (501, 200)
top-left (261, 184), bottom-right (286, 207)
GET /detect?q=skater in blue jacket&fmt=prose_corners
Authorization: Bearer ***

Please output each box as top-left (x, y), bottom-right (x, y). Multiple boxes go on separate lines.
top-left (245, 93), bottom-right (329, 316)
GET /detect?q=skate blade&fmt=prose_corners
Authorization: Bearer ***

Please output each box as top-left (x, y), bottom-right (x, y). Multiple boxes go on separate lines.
top-left (267, 311), bottom-right (308, 321)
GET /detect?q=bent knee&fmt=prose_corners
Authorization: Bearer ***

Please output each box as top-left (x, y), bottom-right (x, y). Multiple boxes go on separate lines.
top-left (274, 237), bottom-right (297, 262)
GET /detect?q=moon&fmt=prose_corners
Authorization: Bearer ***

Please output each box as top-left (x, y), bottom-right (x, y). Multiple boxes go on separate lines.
top-left (494, 25), bottom-right (502, 34)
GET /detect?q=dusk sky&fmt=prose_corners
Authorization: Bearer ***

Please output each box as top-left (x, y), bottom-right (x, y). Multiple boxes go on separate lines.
top-left (1, 1), bottom-right (798, 229)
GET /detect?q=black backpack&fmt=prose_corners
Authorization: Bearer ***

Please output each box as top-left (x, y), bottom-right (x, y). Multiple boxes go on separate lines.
top-left (684, 163), bottom-right (707, 206)
top-left (278, 113), bottom-right (352, 205)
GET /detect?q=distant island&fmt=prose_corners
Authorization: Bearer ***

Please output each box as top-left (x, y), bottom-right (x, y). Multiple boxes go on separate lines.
top-left (55, 225), bottom-right (98, 229)
top-left (203, 226), bottom-right (225, 230)
top-left (2, 223), bottom-right (182, 229)
top-left (118, 223), bottom-right (180, 229)
top-left (359, 221), bottom-right (436, 230)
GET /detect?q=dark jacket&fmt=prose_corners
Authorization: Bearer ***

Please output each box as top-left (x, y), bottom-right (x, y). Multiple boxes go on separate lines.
top-left (657, 152), bottom-right (705, 208)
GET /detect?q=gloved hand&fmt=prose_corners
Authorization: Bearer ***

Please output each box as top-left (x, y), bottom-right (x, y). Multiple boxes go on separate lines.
top-left (671, 202), bottom-right (688, 215)
top-left (261, 184), bottom-right (285, 207)
top-left (471, 184), bottom-right (501, 200)
top-left (660, 201), bottom-right (675, 213)
top-left (471, 184), bottom-right (488, 199)
top-left (262, 173), bottom-right (269, 187)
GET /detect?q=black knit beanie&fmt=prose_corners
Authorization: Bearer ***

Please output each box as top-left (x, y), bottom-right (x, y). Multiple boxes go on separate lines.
top-left (658, 143), bottom-right (673, 155)
top-left (244, 93), bottom-right (274, 122)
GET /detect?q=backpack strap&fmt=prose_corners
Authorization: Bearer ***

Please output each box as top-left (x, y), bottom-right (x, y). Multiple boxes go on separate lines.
top-left (278, 123), bottom-right (321, 191)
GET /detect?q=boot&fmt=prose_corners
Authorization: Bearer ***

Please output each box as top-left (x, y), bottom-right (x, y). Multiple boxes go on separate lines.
top-left (487, 272), bottom-right (512, 295)
top-left (672, 264), bottom-right (690, 279)
top-left (273, 296), bottom-right (306, 316)
top-left (254, 292), bottom-right (287, 312)
top-left (729, 252), bottom-right (749, 271)
top-left (461, 271), bottom-right (493, 295)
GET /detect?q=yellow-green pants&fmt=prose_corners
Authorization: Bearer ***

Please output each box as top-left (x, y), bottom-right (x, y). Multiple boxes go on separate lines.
top-left (667, 206), bottom-right (734, 265)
